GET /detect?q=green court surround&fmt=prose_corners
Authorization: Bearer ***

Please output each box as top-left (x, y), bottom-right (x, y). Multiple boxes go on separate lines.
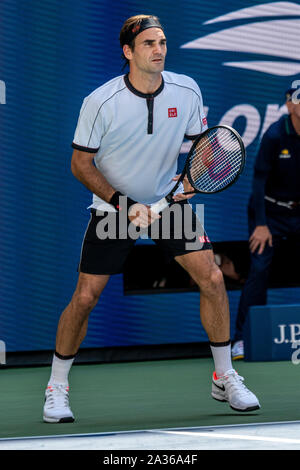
top-left (1, 358), bottom-right (299, 439)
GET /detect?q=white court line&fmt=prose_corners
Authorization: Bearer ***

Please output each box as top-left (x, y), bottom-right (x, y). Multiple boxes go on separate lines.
top-left (1, 420), bottom-right (300, 442)
top-left (159, 430), bottom-right (300, 445)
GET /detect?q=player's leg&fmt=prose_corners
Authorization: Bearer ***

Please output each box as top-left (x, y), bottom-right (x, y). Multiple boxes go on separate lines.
top-left (43, 209), bottom-right (135, 423)
top-left (176, 249), bottom-right (260, 412)
top-left (155, 200), bottom-right (260, 411)
top-left (55, 272), bottom-right (110, 356)
top-left (176, 249), bottom-right (230, 341)
top-left (43, 272), bottom-right (109, 423)
top-left (175, 249), bottom-right (231, 368)
top-left (154, 201), bottom-right (231, 361)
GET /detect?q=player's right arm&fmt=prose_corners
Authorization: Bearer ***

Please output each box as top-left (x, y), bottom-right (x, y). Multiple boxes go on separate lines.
top-left (71, 95), bottom-right (159, 226)
top-left (71, 149), bottom-right (115, 203)
top-left (71, 149), bottom-right (159, 227)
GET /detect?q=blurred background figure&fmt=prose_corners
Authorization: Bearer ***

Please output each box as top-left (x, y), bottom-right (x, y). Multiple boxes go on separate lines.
top-left (232, 86), bottom-right (300, 360)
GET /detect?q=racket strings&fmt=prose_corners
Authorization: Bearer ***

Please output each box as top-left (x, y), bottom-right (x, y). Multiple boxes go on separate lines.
top-left (189, 128), bottom-right (243, 192)
top-left (191, 146), bottom-right (239, 190)
top-left (195, 139), bottom-right (241, 183)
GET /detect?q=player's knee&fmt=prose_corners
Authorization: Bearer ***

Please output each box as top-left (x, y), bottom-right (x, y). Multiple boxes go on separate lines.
top-left (209, 266), bottom-right (224, 290)
top-left (73, 289), bottom-right (99, 313)
top-left (199, 265), bottom-right (225, 295)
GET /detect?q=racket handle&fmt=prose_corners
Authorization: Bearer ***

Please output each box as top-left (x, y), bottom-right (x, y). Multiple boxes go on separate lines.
top-left (183, 190), bottom-right (196, 195)
top-left (151, 197), bottom-right (169, 214)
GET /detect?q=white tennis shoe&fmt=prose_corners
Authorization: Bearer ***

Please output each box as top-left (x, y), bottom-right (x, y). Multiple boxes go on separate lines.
top-left (43, 383), bottom-right (75, 423)
top-left (212, 369), bottom-right (260, 412)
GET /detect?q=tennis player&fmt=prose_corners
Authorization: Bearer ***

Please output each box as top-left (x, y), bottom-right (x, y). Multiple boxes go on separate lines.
top-left (43, 15), bottom-right (260, 423)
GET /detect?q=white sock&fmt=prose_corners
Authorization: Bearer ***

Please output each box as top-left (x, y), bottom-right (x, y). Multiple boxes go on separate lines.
top-left (48, 352), bottom-right (75, 386)
top-left (210, 341), bottom-right (233, 377)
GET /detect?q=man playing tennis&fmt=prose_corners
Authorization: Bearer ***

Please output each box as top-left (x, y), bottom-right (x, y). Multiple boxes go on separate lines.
top-left (43, 14), bottom-right (260, 423)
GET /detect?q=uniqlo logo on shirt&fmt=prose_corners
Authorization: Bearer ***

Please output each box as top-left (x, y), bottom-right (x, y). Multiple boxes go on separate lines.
top-left (199, 235), bottom-right (210, 243)
top-left (168, 108), bottom-right (177, 118)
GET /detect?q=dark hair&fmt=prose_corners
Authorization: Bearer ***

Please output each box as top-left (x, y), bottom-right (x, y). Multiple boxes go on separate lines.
top-left (119, 15), bottom-right (162, 68)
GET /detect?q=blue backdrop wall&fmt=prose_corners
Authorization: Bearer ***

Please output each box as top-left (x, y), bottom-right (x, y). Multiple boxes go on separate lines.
top-left (0, 0), bottom-right (299, 352)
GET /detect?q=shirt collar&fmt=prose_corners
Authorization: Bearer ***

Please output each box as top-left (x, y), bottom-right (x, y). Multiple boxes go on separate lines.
top-left (124, 73), bottom-right (164, 99)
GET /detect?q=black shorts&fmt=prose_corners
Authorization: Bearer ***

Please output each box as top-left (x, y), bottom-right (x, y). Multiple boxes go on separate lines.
top-left (79, 200), bottom-right (212, 275)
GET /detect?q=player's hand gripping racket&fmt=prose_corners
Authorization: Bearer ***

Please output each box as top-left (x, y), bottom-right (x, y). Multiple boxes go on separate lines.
top-left (151, 125), bottom-right (246, 214)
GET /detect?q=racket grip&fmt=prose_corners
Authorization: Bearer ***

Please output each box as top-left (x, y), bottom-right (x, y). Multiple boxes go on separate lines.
top-left (151, 197), bottom-right (169, 214)
top-left (183, 190), bottom-right (196, 195)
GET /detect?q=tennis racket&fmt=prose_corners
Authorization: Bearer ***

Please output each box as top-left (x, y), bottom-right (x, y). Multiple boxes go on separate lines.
top-left (151, 125), bottom-right (246, 214)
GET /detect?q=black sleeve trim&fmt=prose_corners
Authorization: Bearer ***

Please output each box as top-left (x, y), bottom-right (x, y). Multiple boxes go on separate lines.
top-left (71, 142), bottom-right (100, 153)
top-left (185, 133), bottom-right (201, 141)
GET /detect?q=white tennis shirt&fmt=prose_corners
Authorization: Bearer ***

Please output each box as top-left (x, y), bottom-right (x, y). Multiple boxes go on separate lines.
top-left (72, 71), bottom-right (208, 211)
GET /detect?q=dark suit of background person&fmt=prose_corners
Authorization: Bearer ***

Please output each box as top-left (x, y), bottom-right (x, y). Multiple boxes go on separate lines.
top-left (231, 87), bottom-right (300, 359)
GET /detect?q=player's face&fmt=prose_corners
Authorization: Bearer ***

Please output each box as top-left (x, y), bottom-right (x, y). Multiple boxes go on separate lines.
top-left (127, 28), bottom-right (167, 74)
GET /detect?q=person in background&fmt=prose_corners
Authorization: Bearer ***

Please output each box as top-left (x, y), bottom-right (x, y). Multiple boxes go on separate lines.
top-left (232, 86), bottom-right (300, 360)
